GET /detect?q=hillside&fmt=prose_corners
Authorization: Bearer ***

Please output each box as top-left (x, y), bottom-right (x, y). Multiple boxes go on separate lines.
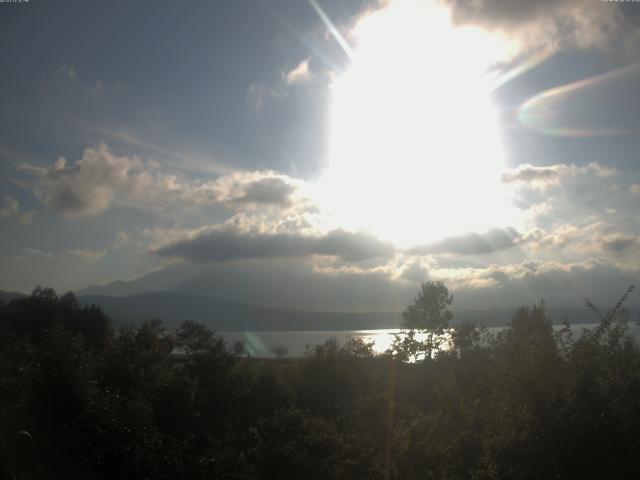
top-left (0, 290), bottom-right (27, 304)
top-left (78, 291), bottom-right (626, 330)
top-left (79, 291), bottom-right (402, 331)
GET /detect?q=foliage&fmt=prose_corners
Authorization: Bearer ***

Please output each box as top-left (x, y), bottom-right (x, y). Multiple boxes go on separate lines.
top-left (402, 280), bottom-right (453, 331)
top-left (0, 286), bottom-right (639, 479)
top-left (391, 281), bottom-right (454, 361)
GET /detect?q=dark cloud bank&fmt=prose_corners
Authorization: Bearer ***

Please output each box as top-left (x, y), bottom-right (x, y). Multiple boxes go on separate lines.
top-left (409, 228), bottom-right (521, 255)
top-left (154, 228), bottom-right (395, 264)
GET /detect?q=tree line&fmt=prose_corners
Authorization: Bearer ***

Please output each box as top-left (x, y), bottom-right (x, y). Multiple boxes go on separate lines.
top-left (0, 283), bottom-right (638, 479)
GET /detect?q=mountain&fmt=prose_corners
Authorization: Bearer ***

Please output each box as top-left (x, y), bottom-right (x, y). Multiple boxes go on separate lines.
top-left (77, 291), bottom-right (626, 331)
top-left (78, 291), bottom-right (402, 331)
top-left (75, 260), bottom-right (423, 313)
top-left (5, 288), bottom-right (635, 330)
top-left (78, 264), bottom-right (196, 297)
top-left (0, 290), bottom-right (27, 304)
top-left (75, 264), bottom-right (640, 329)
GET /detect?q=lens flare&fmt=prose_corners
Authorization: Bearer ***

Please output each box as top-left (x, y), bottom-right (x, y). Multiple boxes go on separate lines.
top-left (488, 48), bottom-right (554, 91)
top-left (307, 0), bottom-right (354, 60)
top-left (519, 62), bottom-right (640, 137)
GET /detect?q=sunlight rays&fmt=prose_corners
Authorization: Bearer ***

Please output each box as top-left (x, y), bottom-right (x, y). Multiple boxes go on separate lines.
top-left (313, 0), bottom-right (519, 247)
top-left (307, 0), bottom-right (355, 60)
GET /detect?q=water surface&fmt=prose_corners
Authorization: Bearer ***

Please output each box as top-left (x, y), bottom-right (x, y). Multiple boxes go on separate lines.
top-left (221, 323), bottom-right (640, 358)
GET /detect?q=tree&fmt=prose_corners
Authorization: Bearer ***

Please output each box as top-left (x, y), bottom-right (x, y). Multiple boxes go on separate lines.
top-left (508, 301), bottom-right (552, 339)
top-left (231, 340), bottom-right (246, 357)
top-left (174, 320), bottom-right (219, 355)
top-left (0, 287), bottom-right (111, 350)
top-left (272, 345), bottom-right (289, 360)
top-left (402, 281), bottom-right (453, 331)
top-left (392, 281), bottom-right (453, 361)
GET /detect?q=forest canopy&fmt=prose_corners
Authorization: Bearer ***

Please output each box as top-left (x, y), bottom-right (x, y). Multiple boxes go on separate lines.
top-left (0, 285), bottom-right (638, 479)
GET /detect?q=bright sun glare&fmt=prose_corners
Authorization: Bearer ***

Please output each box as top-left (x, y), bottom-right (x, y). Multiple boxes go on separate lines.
top-left (315, 0), bottom-right (519, 248)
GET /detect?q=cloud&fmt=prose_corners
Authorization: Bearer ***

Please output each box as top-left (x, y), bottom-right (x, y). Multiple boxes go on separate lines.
top-left (441, 0), bottom-right (635, 54)
top-left (18, 247), bottom-right (107, 263)
top-left (187, 171), bottom-right (301, 209)
top-left (0, 196), bottom-right (34, 224)
top-left (52, 64), bottom-right (120, 95)
top-left (630, 184), bottom-right (640, 195)
top-left (168, 257), bottom-right (416, 313)
top-left (599, 233), bottom-right (640, 255)
top-left (315, 229), bottom-right (396, 262)
top-left (502, 162), bottom-right (617, 191)
top-left (19, 144), bottom-right (305, 218)
top-left (284, 58), bottom-right (311, 85)
top-left (20, 144), bottom-right (168, 218)
top-left (426, 256), bottom-right (640, 309)
top-left (105, 248), bottom-right (639, 312)
top-left (59, 64), bottom-right (77, 79)
top-left (21, 248), bottom-right (53, 260)
top-left (62, 249), bottom-right (108, 262)
top-left (409, 228), bottom-right (521, 255)
top-left (153, 226), bottom-right (395, 264)
top-left (245, 83), bottom-right (267, 113)
top-left (400, 260), bottom-right (430, 283)
top-left (504, 162), bottom-right (635, 238)
top-left (246, 58), bottom-right (313, 114)
top-left (92, 128), bottom-right (231, 175)
top-left (515, 222), bottom-right (640, 270)
top-left (236, 177), bottom-right (296, 206)
top-left (245, 82), bottom-right (288, 113)
top-left (444, 0), bottom-right (591, 29)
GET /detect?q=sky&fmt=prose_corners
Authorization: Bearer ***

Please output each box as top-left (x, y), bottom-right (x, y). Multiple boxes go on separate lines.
top-left (1, 0), bottom-right (640, 313)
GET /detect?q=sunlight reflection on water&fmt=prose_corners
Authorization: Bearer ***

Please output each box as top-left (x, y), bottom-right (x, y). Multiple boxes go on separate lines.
top-left (221, 323), bottom-right (640, 358)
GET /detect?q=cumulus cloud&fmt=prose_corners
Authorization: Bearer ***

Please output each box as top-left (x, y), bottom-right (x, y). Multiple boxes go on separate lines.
top-left (504, 162), bottom-right (633, 235)
top-left (234, 177), bottom-right (295, 206)
top-left (429, 256), bottom-right (640, 310)
top-left (409, 228), bottom-right (521, 255)
top-left (441, 0), bottom-right (635, 54)
top-left (19, 144), bottom-right (169, 218)
top-left (153, 226), bottom-right (395, 264)
top-left (246, 58), bottom-right (313, 114)
top-left (186, 171), bottom-right (301, 209)
top-left (599, 232), bottom-right (640, 255)
top-left (430, 257), bottom-right (586, 290)
top-left (521, 223), bottom-right (607, 252)
top-left (19, 144), bottom-right (305, 218)
top-left (502, 162), bottom-right (617, 191)
top-left (315, 230), bottom-right (395, 262)
top-left (400, 260), bottom-right (430, 283)
top-left (284, 58), bottom-right (311, 85)
top-left (515, 222), bottom-right (640, 270)
top-left (0, 196), bottom-right (34, 224)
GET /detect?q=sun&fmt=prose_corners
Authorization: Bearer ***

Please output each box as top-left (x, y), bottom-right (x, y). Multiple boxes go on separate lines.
top-left (315, 0), bottom-right (519, 248)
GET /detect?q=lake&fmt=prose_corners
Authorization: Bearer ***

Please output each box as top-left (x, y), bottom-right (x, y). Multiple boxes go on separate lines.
top-left (221, 322), bottom-right (640, 358)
